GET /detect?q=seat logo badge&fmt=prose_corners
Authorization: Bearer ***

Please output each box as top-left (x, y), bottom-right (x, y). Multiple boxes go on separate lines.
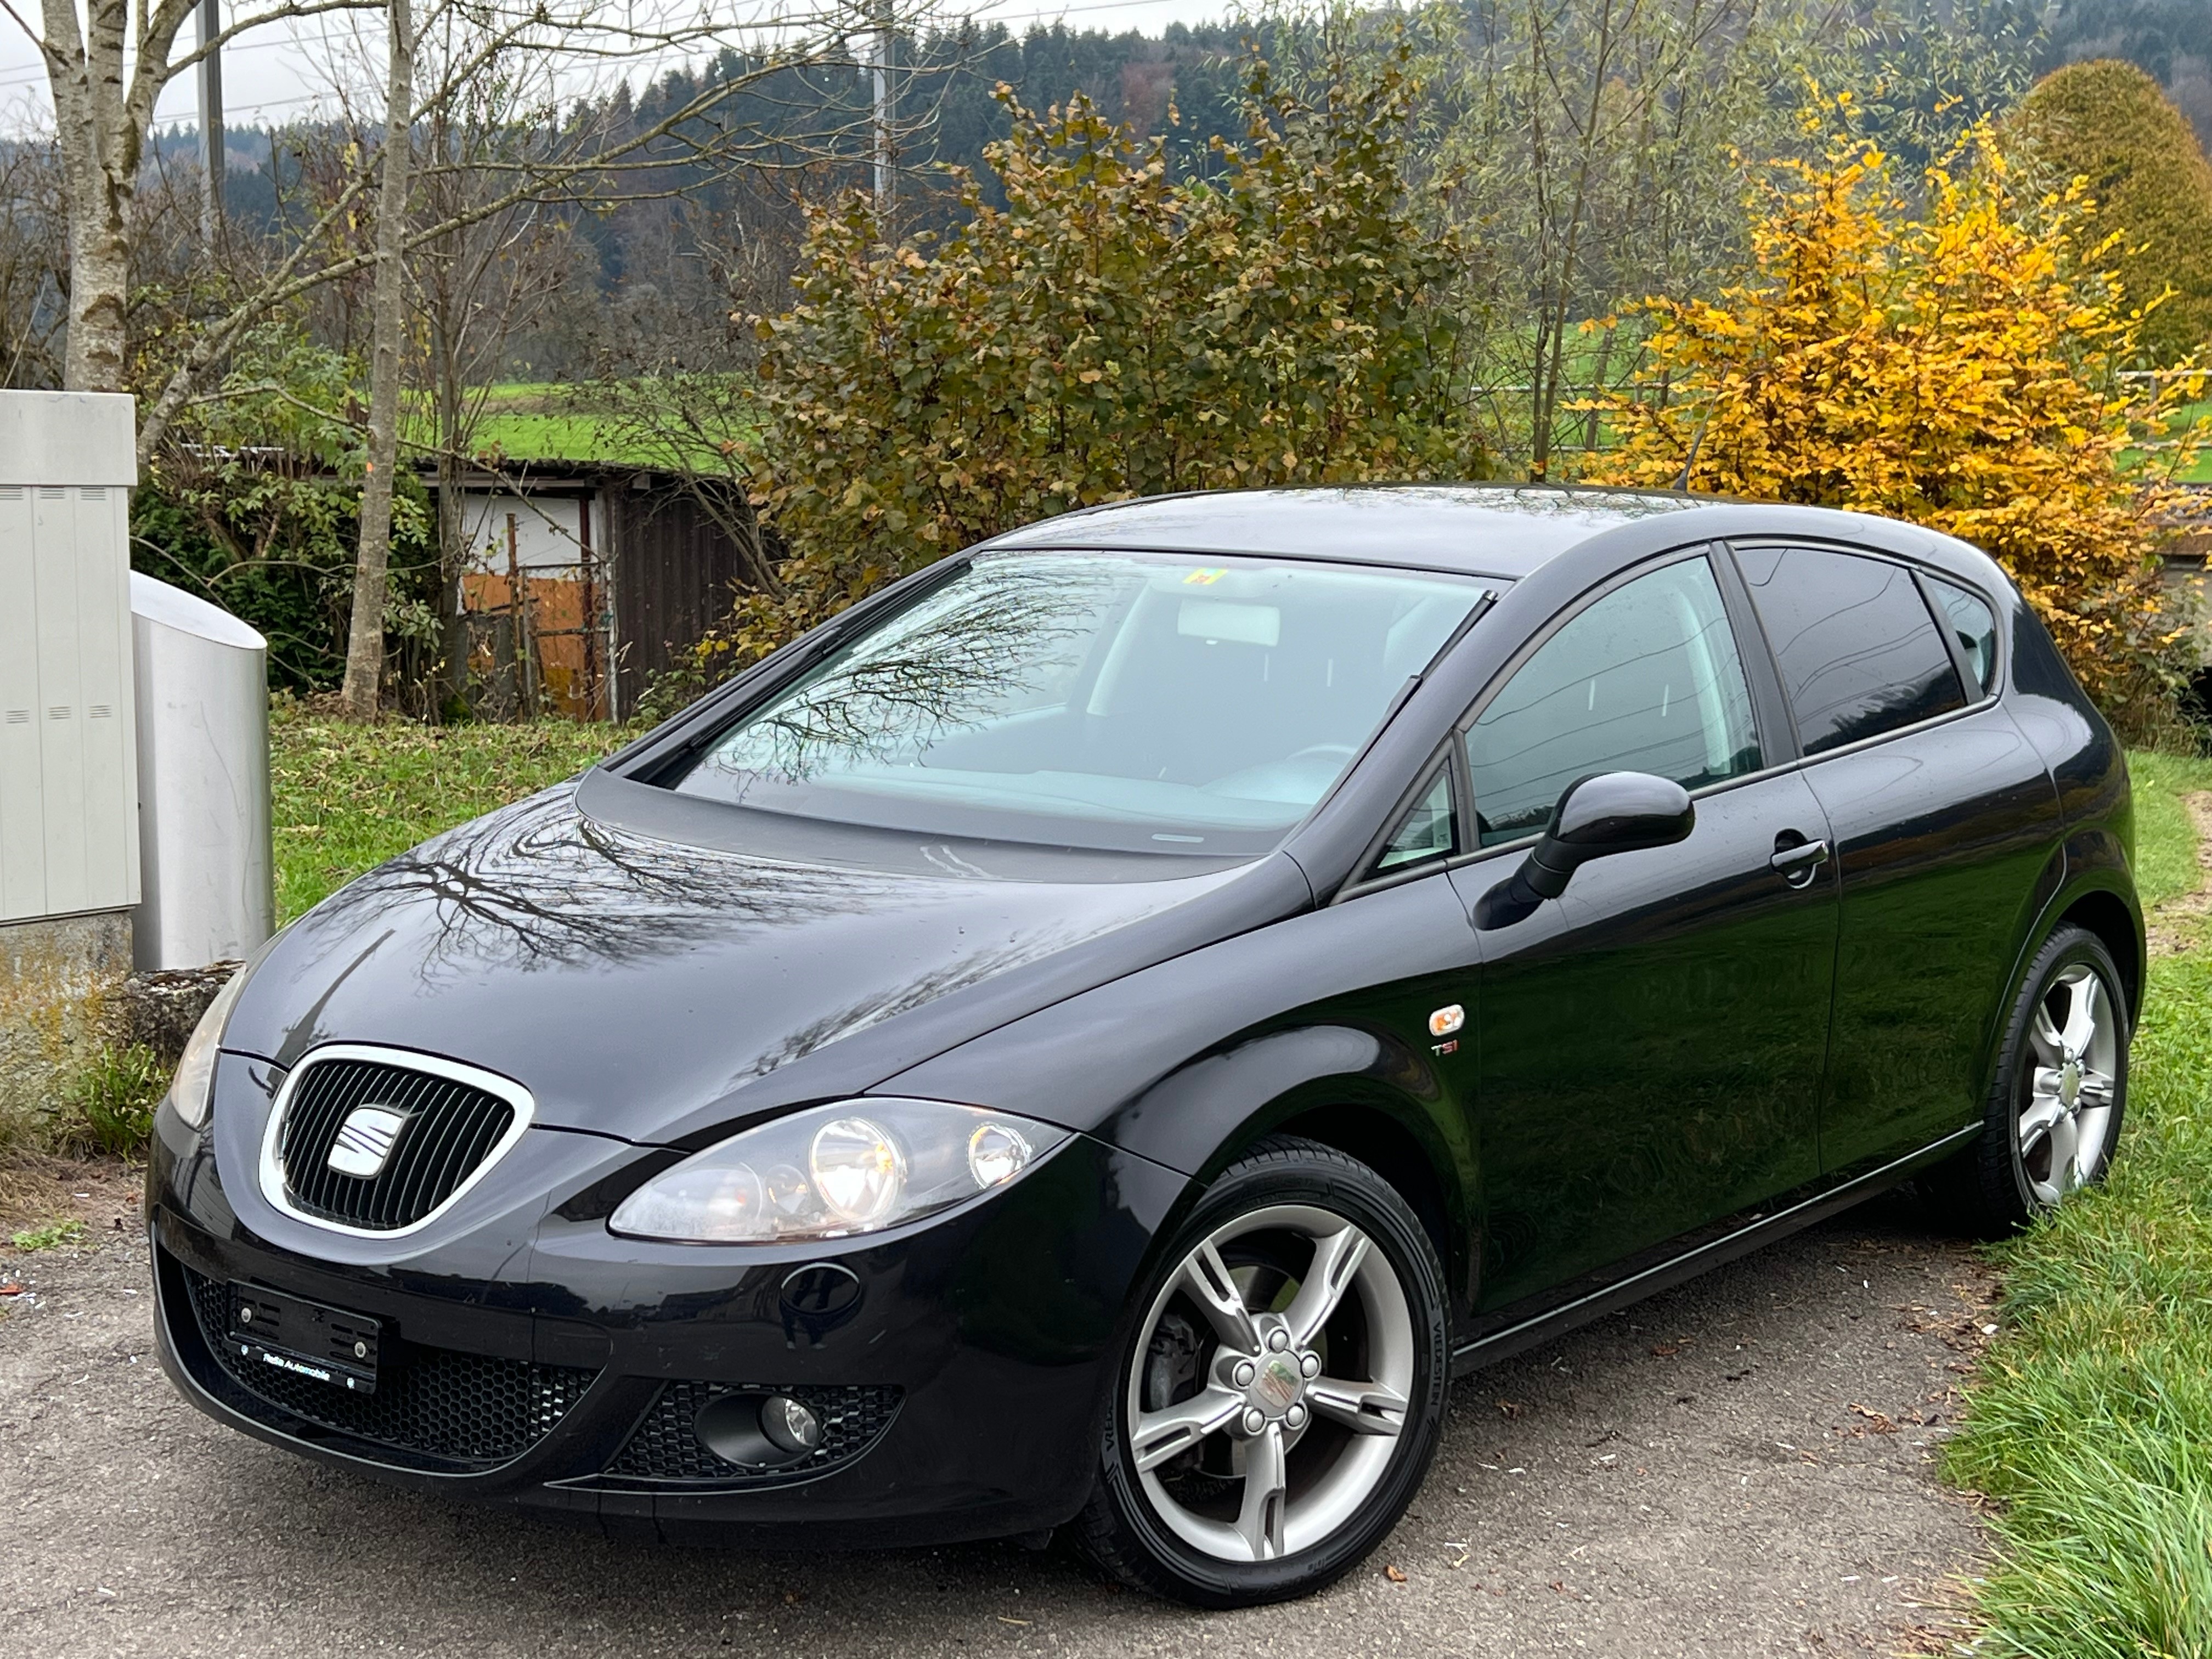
top-left (328, 1105), bottom-right (410, 1179)
top-left (1427, 1005), bottom-right (1465, 1038)
top-left (1256, 1356), bottom-right (1301, 1414)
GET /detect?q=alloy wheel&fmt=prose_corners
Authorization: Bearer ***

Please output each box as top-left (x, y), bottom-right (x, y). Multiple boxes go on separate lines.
top-left (1125, 1203), bottom-right (1415, 1564)
top-left (2018, 962), bottom-right (2120, 1206)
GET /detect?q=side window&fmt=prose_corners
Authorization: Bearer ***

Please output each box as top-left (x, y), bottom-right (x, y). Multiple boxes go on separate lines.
top-left (1464, 557), bottom-right (1763, 847)
top-left (1736, 546), bottom-right (1967, 754)
top-left (1370, 766), bottom-right (1458, 876)
top-left (1927, 577), bottom-right (1999, 695)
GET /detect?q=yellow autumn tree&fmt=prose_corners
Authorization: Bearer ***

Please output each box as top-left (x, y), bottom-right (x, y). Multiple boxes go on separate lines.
top-left (1589, 113), bottom-right (2205, 732)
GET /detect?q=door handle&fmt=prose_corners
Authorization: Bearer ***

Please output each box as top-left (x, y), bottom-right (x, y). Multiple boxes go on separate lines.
top-left (1770, 836), bottom-right (1831, 887)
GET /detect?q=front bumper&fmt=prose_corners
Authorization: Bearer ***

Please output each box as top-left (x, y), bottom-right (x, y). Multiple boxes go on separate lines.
top-left (149, 1054), bottom-right (1193, 1547)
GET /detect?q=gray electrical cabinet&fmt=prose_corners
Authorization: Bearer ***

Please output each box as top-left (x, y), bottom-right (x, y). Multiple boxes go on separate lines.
top-left (0, 392), bottom-right (140, 926)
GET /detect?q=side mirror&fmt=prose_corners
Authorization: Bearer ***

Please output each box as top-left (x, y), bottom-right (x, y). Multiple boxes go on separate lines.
top-left (1474, 771), bottom-right (1695, 929)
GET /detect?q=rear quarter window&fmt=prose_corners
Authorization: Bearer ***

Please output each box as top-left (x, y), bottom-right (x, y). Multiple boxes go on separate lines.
top-left (1927, 576), bottom-right (2000, 695)
top-left (1736, 545), bottom-right (1967, 755)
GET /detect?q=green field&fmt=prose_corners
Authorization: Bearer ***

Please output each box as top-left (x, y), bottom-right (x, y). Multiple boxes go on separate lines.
top-left (399, 381), bottom-right (754, 470)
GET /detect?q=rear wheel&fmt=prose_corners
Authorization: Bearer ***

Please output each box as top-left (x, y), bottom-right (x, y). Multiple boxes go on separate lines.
top-left (1939, 924), bottom-right (2129, 1234)
top-left (1073, 1137), bottom-right (1448, 1607)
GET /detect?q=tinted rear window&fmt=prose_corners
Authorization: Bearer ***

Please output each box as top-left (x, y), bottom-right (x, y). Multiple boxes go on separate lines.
top-left (1736, 545), bottom-right (1966, 755)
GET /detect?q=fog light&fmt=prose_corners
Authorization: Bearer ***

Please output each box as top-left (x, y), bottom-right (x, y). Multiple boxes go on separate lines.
top-left (760, 1394), bottom-right (822, 1457)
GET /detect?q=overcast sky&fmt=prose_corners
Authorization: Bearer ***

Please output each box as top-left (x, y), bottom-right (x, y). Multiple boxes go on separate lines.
top-left (0, 0), bottom-right (1243, 135)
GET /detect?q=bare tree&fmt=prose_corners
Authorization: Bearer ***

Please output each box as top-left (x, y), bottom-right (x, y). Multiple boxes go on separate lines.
top-left (1426, 0), bottom-right (1867, 476)
top-left (11, 0), bottom-right (949, 455)
top-left (0, 139), bottom-right (68, 386)
top-left (340, 0), bottom-right (414, 717)
top-left (13, 0), bottom-right (381, 390)
top-left (408, 7), bottom-right (600, 717)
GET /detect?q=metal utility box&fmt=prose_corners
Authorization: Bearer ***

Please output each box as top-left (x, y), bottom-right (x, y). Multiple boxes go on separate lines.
top-left (131, 572), bottom-right (272, 968)
top-left (0, 392), bottom-right (140, 926)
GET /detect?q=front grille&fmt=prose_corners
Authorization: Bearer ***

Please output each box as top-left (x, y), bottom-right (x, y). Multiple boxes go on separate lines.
top-left (275, 1054), bottom-right (516, 1231)
top-left (180, 1263), bottom-right (594, 1469)
top-left (608, 1381), bottom-right (902, 1485)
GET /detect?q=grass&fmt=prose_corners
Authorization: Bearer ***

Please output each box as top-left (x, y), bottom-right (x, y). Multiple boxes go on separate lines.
top-left (2122, 752), bottom-right (2212, 909)
top-left (46, 1044), bottom-right (168, 1159)
top-left (399, 380), bottom-right (755, 469)
top-left (270, 696), bottom-right (631, 922)
top-left (1944, 749), bottom-right (2212, 1656)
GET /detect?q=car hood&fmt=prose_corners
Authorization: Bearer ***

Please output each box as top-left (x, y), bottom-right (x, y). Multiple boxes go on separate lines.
top-left (222, 775), bottom-right (1309, 1145)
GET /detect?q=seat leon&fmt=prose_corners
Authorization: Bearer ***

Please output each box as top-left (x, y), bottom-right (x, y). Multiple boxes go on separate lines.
top-left (148, 486), bottom-right (2140, 1607)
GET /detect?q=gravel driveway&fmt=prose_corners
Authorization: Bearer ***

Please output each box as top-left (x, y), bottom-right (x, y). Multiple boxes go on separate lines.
top-left (2, 1194), bottom-right (1991, 1658)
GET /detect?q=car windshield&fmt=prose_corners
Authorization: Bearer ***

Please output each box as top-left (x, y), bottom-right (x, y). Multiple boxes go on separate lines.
top-left (671, 551), bottom-right (1484, 856)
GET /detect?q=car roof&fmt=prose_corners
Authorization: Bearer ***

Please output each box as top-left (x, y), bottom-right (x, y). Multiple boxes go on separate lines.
top-left (982, 484), bottom-right (1708, 579)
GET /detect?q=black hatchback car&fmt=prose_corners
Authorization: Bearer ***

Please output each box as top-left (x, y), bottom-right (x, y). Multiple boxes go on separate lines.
top-left (149, 486), bottom-right (2139, 1606)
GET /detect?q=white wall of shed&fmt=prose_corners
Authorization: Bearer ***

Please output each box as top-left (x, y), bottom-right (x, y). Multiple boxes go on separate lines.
top-left (459, 490), bottom-right (606, 575)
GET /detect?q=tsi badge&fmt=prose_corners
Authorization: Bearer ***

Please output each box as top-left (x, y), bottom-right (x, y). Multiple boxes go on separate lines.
top-left (327, 1105), bottom-right (410, 1180)
top-left (1427, 1003), bottom-right (1465, 1056)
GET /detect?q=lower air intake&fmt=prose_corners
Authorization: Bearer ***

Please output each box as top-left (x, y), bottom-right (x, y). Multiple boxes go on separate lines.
top-left (179, 1261), bottom-right (592, 1469)
top-left (608, 1380), bottom-right (902, 1485)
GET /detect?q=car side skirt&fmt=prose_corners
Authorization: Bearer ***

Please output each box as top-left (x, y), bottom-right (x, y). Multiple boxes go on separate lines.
top-left (1449, 1125), bottom-right (1979, 1376)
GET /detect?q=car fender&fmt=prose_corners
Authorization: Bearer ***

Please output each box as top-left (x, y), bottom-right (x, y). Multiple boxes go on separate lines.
top-left (874, 871), bottom-right (1485, 1314)
top-left (1984, 843), bottom-right (2145, 1104)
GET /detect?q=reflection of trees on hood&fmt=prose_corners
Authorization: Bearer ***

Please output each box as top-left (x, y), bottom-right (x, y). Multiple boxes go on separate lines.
top-left (701, 558), bottom-right (1125, 787)
top-left (725, 928), bottom-right (1087, 1092)
top-left (306, 787), bottom-right (896, 975)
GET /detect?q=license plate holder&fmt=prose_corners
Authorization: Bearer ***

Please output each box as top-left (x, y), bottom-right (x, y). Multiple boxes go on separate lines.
top-left (228, 1283), bottom-right (381, 1395)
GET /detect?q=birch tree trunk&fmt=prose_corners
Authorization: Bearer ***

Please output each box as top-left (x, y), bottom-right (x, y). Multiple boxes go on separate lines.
top-left (340, 0), bottom-right (415, 720)
top-left (42, 0), bottom-right (194, 391)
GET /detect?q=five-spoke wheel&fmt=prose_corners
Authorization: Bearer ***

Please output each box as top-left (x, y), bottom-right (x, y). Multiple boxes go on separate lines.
top-left (1127, 1204), bottom-right (1414, 1563)
top-left (2018, 960), bottom-right (2121, 1205)
top-left (1075, 1138), bottom-right (1447, 1607)
top-left (1936, 922), bottom-right (2131, 1234)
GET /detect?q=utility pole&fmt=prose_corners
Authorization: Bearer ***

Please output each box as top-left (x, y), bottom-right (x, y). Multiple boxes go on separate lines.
top-left (197, 0), bottom-right (223, 247)
top-left (869, 0), bottom-right (891, 216)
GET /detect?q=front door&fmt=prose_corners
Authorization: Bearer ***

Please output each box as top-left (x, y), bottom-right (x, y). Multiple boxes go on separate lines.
top-left (1446, 551), bottom-right (1840, 1312)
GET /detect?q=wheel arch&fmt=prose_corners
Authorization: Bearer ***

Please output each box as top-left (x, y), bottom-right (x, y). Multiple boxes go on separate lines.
top-left (1266, 1103), bottom-right (1459, 1308)
top-left (1138, 1048), bottom-right (1479, 1330)
top-left (2057, 885), bottom-right (2145, 1023)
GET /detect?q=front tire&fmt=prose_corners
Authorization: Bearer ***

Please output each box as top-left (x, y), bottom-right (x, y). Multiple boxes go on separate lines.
top-left (1941, 923), bottom-right (2129, 1235)
top-left (1073, 1137), bottom-right (1449, 1607)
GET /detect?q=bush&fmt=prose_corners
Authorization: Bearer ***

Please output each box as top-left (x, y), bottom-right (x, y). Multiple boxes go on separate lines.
top-left (2012, 59), bottom-right (2212, 366)
top-left (131, 324), bottom-right (441, 698)
top-left (1590, 111), bottom-right (2207, 736)
top-left (716, 42), bottom-right (1481, 665)
top-left (46, 1045), bottom-right (170, 1160)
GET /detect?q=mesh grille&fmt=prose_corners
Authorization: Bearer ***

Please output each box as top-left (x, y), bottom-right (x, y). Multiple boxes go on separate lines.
top-left (276, 1056), bottom-right (516, 1231)
top-left (609, 1381), bottom-right (902, 1484)
top-left (181, 1263), bottom-right (593, 1468)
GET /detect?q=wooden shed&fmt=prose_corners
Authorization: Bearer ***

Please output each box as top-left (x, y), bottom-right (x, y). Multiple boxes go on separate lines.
top-left (437, 462), bottom-right (758, 720)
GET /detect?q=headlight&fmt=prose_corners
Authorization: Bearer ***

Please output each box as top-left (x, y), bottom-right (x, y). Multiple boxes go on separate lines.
top-left (166, 964), bottom-right (251, 1131)
top-left (608, 1098), bottom-right (1071, 1244)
